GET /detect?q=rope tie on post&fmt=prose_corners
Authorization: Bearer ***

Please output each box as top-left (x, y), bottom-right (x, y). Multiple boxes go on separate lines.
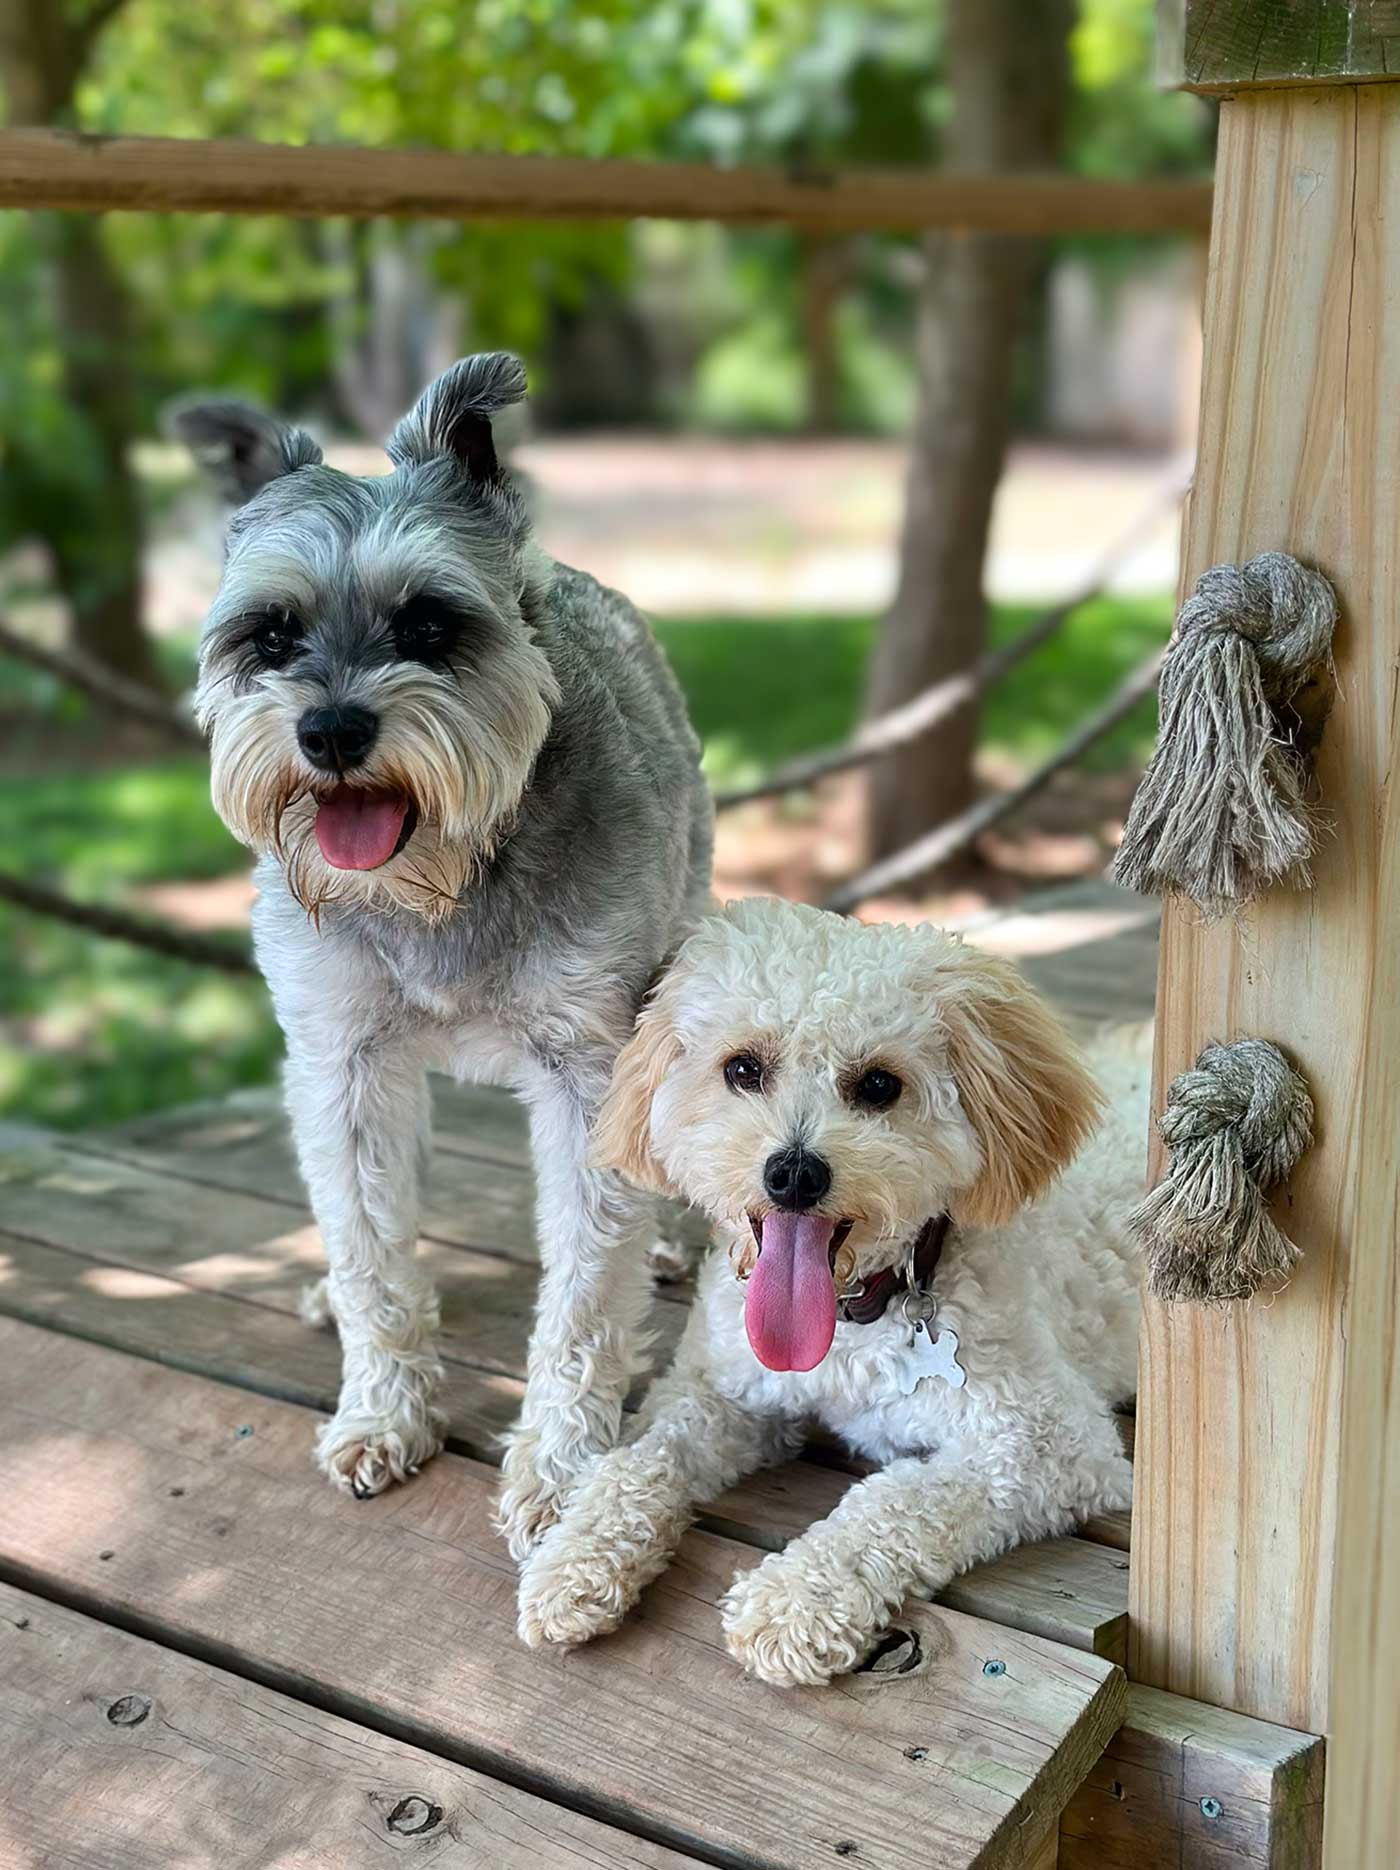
top-left (1130, 1038), bottom-right (1314, 1303)
top-left (1112, 551), bottom-right (1337, 917)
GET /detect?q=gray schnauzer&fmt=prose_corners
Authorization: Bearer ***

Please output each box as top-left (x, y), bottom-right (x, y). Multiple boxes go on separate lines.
top-left (176, 354), bottom-right (712, 1558)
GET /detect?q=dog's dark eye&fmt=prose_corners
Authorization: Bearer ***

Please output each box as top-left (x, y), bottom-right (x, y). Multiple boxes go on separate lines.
top-left (247, 612), bottom-right (299, 669)
top-left (723, 1052), bottom-right (766, 1094)
top-left (391, 595), bottom-right (460, 664)
top-left (851, 1067), bottom-right (902, 1111)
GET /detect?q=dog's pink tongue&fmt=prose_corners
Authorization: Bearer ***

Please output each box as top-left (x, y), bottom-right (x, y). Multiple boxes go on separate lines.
top-left (745, 1213), bottom-right (839, 1373)
top-left (313, 790), bottom-right (409, 871)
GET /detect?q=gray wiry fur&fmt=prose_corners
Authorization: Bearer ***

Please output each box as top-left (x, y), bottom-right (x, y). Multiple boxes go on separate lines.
top-left (184, 354), bottom-right (712, 1557)
top-left (167, 396), bottom-right (325, 506)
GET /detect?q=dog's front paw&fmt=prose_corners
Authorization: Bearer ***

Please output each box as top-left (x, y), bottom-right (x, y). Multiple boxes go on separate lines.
top-left (316, 1402), bottom-right (444, 1501)
top-left (720, 1555), bottom-right (891, 1687)
top-left (497, 1430), bottom-right (571, 1562)
top-left (517, 1528), bottom-right (641, 1648)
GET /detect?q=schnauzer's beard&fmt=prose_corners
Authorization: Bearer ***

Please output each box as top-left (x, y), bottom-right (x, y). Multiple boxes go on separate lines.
top-left (202, 660), bottom-right (555, 924)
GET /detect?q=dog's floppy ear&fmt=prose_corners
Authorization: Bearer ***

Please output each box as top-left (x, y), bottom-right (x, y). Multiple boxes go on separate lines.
top-left (386, 352), bottom-right (527, 482)
top-left (167, 397), bottom-right (323, 505)
top-left (934, 943), bottom-right (1103, 1228)
top-left (591, 994), bottom-right (683, 1194)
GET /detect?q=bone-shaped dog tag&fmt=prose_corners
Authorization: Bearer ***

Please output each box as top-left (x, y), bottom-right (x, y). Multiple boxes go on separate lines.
top-left (901, 1319), bottom-right (967, 1394)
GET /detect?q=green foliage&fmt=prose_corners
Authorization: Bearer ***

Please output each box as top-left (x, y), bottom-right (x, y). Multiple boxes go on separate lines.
top-left (0, 758), bottom-right (276, 1129)
top-left (0, 0), bottom-right (1215, 445)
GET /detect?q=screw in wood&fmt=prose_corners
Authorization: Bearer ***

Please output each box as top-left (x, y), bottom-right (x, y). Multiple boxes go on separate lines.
top-left (234, 1424), bottom-right (254, 1439)
top-left (106, 1695), bottom-right (151, 1728)
top-left (982, 1659), bottom-right (1006, 1677)
top-left (1200, 1797), bottom-right (1224, 1821)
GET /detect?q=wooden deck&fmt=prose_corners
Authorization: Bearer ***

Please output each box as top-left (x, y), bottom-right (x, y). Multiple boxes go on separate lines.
top-left (0, 885), bottom-right (1325, 1867)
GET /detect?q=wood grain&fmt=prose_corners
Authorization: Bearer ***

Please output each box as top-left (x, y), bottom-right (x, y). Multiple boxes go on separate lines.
top-left (1059, 1684), bottom-right (1324, 1869)
top-left (0, 1582), bottom-right (703, 1869)
top-left (0, 1224), bottom-right (1129, 1661)
top-left (87, 1081), bottom-right (704, 1270)
top-left (1130, 85), bottom-right (1400, 1750)
top-left (938, 1537), bottom-right (1129, 1665)
top-left (1163, 0), bottom-right (1400, 93)
top-left (0, 1130), bottom-right (686, 1371)
top-left (1321, 76), bottom-right (1400, 1851)
top-left (101, 1076), bottom-right (533, 1176)
top-left (0, 127), bottom-right (1214, 234)
top-left (63, 1093), bottom-right (544, 1262)
top-left (0, 1318), bottom-right (1124, 1870)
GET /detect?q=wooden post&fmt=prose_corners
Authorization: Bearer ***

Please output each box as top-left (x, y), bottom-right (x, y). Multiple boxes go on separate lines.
top-left (1139, 10), bottom-right (1400, 1864)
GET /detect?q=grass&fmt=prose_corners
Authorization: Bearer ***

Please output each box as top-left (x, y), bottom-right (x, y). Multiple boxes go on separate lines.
top-left (0, 591), bottom-right (1171, 1130)
top-left (655, 593), bottom-right (1172, 790)
top-left (0, 760), bottom-right (278, 1130)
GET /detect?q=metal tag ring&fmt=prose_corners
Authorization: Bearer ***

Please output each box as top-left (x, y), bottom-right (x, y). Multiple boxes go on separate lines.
top-left (900, 1289), bottom-right (937, 1327)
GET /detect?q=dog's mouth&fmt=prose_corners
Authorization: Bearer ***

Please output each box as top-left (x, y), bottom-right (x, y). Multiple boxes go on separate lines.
top-left (313, 788), bottom-right (418, 871)
top-left (742, 1212), bottom-right (853, 1374)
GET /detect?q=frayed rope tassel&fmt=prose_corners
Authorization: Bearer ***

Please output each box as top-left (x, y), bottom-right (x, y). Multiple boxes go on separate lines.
top-left (1131, 1038), bottom-right (1314, 1304)
top-left (1113, 552), bottom-right (1337, 918)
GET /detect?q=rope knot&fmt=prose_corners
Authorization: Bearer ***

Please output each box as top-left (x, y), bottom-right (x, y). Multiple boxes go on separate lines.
top-left (1177, 554), bottom-right (1337, 692)
top-left (1130, 1038), bottom-right (1314, 1304)
top-left (1113, 551), bottom-right (1337, 917)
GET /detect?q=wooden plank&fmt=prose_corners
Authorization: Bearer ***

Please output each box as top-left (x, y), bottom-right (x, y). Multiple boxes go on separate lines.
top-left (0, 1131), bottom-right (687, 1373)
top-left (1130, 84), bottom-right (1400, 1739)
top-left (102, 1077), bottom-right (532, 1174)
top-left (0, 1582), bottom-right (703, 1870)
top-left (0, 127), bottom-right (1214, 234)
top-left (80, 1088), bottom-right (543, 1260)
top-left (1161, 0), bottom-right (1400, 93)
top-left (0, 1224), bottom-right (1130, 1664)
top-left (0, 1318), bottom-right (1125, 1870)
top-left (1077, 1510), bottom-right (1130, 1553)
top-left (87, 1084), bottom-right (700, 1272)
top-left (0, 1228), bottom-right (525, 1457)
top-left (940, 1539), bottom-right (1129, 1666)
top-left (1059, 1684), bottom-right (1325, 1869)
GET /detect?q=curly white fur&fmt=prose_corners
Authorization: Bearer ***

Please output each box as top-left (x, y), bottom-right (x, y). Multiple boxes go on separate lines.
top-left (518, 899), bottom-right (1144, 1685)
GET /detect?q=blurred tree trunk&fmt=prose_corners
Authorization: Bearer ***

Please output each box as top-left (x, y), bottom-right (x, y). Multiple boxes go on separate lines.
top-left (323, 222), bottom-right (458, 439)
top-left (800, 236), bottom-right (847, 434)
top-left (863, 0), bottom-right (1073, 874)
top-left (0, 0), bottom-right (160, 690)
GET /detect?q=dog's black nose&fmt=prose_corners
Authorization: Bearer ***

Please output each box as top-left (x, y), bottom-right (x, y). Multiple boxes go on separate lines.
top-left (297, 705), bottom-right (378, 773)
top-left (763, 1146), bottom-right (832, 1212)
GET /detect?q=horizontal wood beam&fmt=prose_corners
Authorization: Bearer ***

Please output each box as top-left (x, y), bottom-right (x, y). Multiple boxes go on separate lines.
top-left (1160, 0), bottom-right (1400, 93)
top-left (1060, 1684), bottom-right (1325, 1869)
top-left (0, 128), bottom-right (1213, 234)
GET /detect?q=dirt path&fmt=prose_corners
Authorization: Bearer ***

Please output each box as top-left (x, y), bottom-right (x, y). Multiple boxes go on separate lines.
top-left (137, 432), bottom-right (1180, 634)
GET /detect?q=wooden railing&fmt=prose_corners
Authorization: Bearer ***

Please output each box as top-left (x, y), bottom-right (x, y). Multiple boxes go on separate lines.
top-left (0, 127), bottom-right (1213, 233)
top-left (0, 122), bottom-right (1202, 943)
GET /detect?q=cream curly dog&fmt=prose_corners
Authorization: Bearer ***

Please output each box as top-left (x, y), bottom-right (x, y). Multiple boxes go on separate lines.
top-left (517, 897), bottom-right (1144, 1686)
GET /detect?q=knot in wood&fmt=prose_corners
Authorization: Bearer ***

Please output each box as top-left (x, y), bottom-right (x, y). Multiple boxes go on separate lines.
top-left (384, 1795), bottom-right (442, 1837)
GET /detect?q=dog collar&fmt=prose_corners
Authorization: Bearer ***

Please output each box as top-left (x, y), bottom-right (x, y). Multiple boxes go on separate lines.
top-left (836, 1214), bottom-right (952, 1327)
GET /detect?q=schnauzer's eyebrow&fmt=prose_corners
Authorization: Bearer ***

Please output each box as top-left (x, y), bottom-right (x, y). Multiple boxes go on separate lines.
top-left (350, 525), bottom-right (497, 620)
top-left (206, 550), bottom-right (321, 638)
